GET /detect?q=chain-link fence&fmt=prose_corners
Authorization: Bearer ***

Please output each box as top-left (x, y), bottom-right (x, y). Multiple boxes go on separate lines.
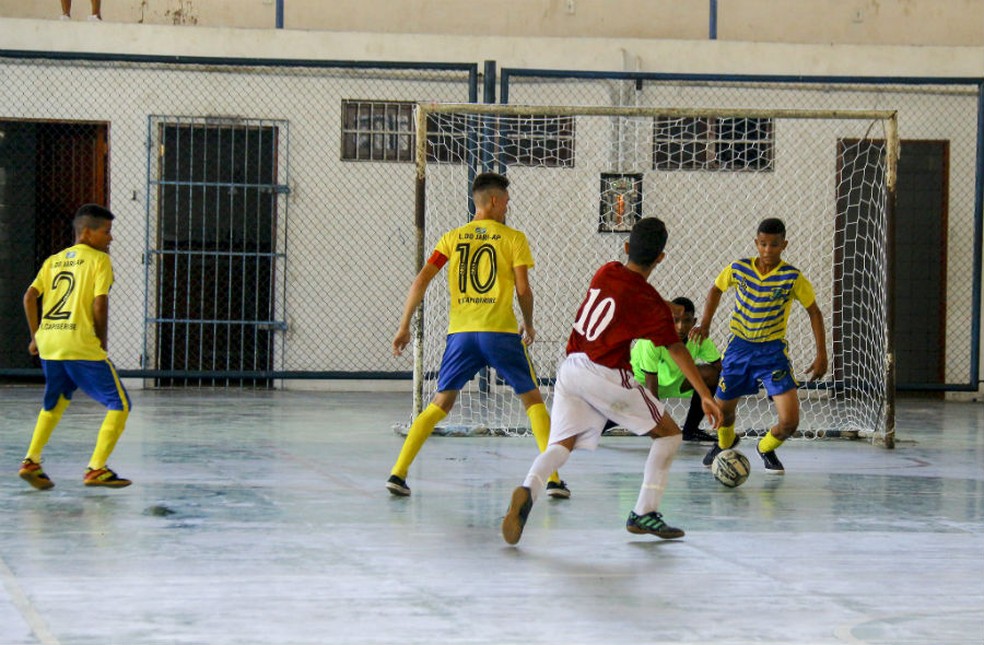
top-left (501, 70), bottom-right (983, 391)
top-left (1, 54), bottom-right (980, 393)
top-left (0, 54), bottom-right (477, 385)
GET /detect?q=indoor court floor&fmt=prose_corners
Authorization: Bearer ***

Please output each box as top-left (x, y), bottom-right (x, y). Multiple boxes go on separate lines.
top-left (0, 386), bottom-right (981, 645)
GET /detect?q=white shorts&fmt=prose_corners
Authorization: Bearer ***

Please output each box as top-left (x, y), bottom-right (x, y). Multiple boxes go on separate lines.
top-left (550, 352), bottom-right (666, 450)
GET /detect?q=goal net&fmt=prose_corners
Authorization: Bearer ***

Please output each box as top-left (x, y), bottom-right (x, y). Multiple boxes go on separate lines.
top-left (404, 103), bottom-right (898, 448)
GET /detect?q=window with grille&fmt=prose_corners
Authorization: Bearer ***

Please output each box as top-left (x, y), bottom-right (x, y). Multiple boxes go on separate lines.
top-left (341, 101), bottom-right (575, 167)
top-left (653, 116), bottom-right (774, 171)
top-left (341, 101), bottom-right (414, 162)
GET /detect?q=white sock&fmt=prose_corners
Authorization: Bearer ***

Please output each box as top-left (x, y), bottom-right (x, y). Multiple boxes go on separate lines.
top-left (633, 433), bottom-right (682, 515)
top-left (523, 444), bottom-right (571, 502)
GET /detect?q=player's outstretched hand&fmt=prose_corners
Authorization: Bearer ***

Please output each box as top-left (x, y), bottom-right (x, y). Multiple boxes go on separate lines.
top-left (392, 329), bottom-right (411, 356)
top-left (805, 353), bottom-right (828, 382)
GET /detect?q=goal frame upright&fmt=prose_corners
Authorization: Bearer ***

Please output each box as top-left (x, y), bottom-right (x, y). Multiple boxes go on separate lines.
top-left (411, 102), bottom-right (899, 448)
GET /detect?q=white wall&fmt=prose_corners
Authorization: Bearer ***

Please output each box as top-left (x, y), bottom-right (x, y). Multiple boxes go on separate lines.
top-left (1, 17), bottom-right (981, 394)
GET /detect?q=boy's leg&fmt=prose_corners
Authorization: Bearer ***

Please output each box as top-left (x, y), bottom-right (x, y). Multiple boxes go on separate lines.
top-left (520, 392), bottom-right (566, 495)
top-left (20, 394), bottom-right (71, 490)
top-left (388, 397), bottom-right (451, 493)
top-left (679, 364), bottom-right (718, 441)
top-left (756, 389), bottom-right (799, 474)
top-left (390, 334), bottom-right (483, 495)
top-left (681, 391), bottom-right (716, 441)
top-left (522, 443), bottom-right (571, 500)
top-left (633, 433), bottom-right (682, 516)
top-left (501, 336), bottom-right (567, 493)
top-left (73, 360), bottom-right (133, 487)
top-left (20, 361), bottom-right (77, 489)
top-left (503, 440), bottom-right (573, 545)
top-left (25, 395), bottom-right (71, 463)
top-left (702, 397), bottom-right (740, 466)
top-left (627, 417), bottom-right (684, 539)
top-left (88, 409), bottom-right (129, 470)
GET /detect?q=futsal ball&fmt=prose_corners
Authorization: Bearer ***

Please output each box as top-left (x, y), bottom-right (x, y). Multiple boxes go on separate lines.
top-left (711, 449), bottom-right (751, 488)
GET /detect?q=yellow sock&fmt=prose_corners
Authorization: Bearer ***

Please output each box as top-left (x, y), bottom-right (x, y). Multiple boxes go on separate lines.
top-left (26, 396), bottom-right (71, 462)
top-left (717, 424), bottom-right (736, 449)
top-left (391, 403), bottom-right (446, 479)
top-left (758, 430), bottom-right (784, 453)
top-left (526, 402), bottom-right (559, 484)
top-left (88, 409), bottom-right (129, 470)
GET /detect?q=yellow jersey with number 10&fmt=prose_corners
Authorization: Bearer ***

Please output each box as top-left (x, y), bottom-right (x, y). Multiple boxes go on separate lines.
top-left (432, 219), bottom-right (534, 334)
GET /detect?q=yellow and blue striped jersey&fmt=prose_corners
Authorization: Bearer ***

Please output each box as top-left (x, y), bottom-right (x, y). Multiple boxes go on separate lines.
top-left (714, 258), bottom-right (815, 343)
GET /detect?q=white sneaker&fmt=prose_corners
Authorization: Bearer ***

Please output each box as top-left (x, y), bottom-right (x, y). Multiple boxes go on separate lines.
top-left (88, 15), bottom-right (102, 21)
top-left (59, 14), bottom-right (71, 20)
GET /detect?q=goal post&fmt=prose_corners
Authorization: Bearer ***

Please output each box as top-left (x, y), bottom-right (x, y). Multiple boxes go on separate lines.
top-left (408, 103), bottom-right (898, 448)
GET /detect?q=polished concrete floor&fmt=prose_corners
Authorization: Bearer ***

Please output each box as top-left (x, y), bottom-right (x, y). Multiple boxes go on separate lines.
top-left (0, 386), bottom-right (982, 645)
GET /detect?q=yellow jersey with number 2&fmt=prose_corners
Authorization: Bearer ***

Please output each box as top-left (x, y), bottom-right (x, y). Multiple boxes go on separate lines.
top-left (30, 243), bottom-right (114, 361)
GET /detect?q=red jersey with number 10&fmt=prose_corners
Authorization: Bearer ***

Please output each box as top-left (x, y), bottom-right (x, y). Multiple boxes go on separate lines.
top-left (566, 261), bottom-right (679, 370)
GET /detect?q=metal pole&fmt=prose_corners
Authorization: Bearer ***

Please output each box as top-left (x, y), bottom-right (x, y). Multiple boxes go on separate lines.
top-left (412, 105), bottom-right (429, 419)
top-left (709, 0), bottom-right (718, 40)
top-left (276, 0), bottom-right (284, 29)
top-left (883, 113), bottom-right (900, 449)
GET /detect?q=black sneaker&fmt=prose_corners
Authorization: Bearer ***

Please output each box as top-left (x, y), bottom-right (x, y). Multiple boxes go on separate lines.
top-left (682, 428), bottom-right (718, 443)
top-left (502, 486), bottom-right (533, 545)
top-left (757, 445), bottom-right (785, 475)
top-left (385, 474), bottom-right (411, 496)
top-left (702, 434), bottom-right (740, 467)
top-left (545, 480), bottom-right (571, 499)
top-left (626, 511), bottom-right (685, 539)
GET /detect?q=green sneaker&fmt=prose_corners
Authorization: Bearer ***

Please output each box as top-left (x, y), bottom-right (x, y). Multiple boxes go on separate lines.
top-left (626, 511), bottom-right (685, 539)
top-left (502, 486), bottom-right (533, 545)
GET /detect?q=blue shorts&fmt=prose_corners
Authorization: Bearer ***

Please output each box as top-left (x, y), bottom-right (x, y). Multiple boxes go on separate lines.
top-left (436, 332), bottom-right (539, 395)
top-left (716, 337), bottom-right (798, 400)
top-left (41, 359), bottom-right (131, 412)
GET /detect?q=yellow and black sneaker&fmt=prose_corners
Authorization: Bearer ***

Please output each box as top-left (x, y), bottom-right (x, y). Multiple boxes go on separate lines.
top-left (83, 466), bottom-right (132, 488)
top-left (19, 458), bottom-right (54, 490)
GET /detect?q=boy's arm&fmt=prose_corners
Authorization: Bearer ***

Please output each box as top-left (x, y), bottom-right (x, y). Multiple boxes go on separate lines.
top-left (513, 264), bottom-right (536, 345)
top-left (392, 263), bottom-right (441, 356)
top-left (667, 341), bottom-right (722, 428)
top-left (93, 294), bottom-right (109, 351)
top-left (22, 286), bottom-right (41, 356)
top-left (804, 301), bottom-right (828, 381)
top-left (690, 284), bottom-right (723, 342)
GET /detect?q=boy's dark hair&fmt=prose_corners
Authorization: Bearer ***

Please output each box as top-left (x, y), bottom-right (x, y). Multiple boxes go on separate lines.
top-left (471, 172), bottom-right (509, 194)
top-left (757, 217), bottom-right (786, 237)
top-left (627, 217), bottom-right (668, 266)
top-left (671, 296), bottom-right (696, 316)
top-left (73, 203), bottom-right (115, 236)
